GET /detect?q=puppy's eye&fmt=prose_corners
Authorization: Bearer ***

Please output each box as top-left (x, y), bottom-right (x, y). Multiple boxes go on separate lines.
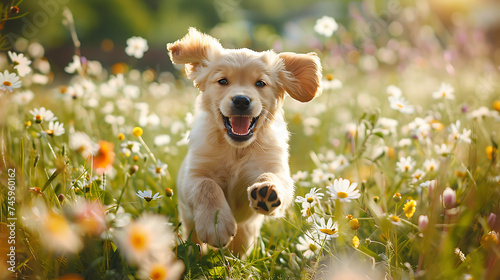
top-left (218, 78), bottom-right (228, 85)
top-left (255, 80), bottom-right (266, 87)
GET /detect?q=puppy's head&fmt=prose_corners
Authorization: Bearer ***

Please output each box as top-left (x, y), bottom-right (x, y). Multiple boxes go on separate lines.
top-left (168, 28), bottom-right (322, 147)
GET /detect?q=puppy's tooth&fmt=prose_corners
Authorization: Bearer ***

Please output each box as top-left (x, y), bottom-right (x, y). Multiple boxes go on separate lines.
top-left (257, 201), bottom-right (269, 212)
top-left (258, 186), bottom-right (268, 198)
top-left (271, 200), bottom-right (281, 207)
top-left (251, 188), bottom-right (257, 200)
top-left (268, 190), bottom-right (277, 201)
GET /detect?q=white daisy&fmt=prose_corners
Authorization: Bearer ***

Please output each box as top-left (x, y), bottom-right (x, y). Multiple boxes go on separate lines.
top-left (0, 70), bottom-right (22, 92)
top-left (138, 113), bottom-right (160, 127)
top-left (423, 158), bottom-right (439, 172)
top-left (314, 16), bottom-right (338, 37)
top-left (136, 190), bottom-right (163, 202)
top-left (148, 159), bottom-right (168, 178)
top-left (123, 84), bottom-right (141, 99)
top-left (12, 90), bottom-right (34, 105)
top-left (386, 85), bottom-right (402, 98)
top-left (296, 231), bottom-right (320, 258)
top-left (154, 135), bottom-right (171, 147)
top-left (449, 120), bottom-right (461, 141)
top-left (459, 128), bottom-right (472, 144)
top-left (432, 83), bottom-right (455, 100)
top-left (69, 132), bottom-right (96, 159)
top-left (8, 51), bottom-right (32, 77)
top-left (411, 169), bottom-right (425, 183)
top-left (329, 154), bottom-right (349, 172)
top-left (120, 141), bottom-right (141, 156)
top-left (389, 95), bottom-right (414, 114)
top-left (326, 178), bottom-right (360, 202)
top-left (46, 121), bottom-right (65, 136)
top-left (292, 170), bottom-right (309, 182)
top-left (435, 143), bottom-right (452, 156)
top-left (311, 168), bottom-right (334, 185)
top-left (115, 214), bottom-right (173, 265)
top-left (321, 78), bottom-right (343, 90)
top-left (295, 187), bottom-right (324, 209)
top-left (30, 107), bottom-right (57, 123)
top-left (148, 82), bottom-right (170, 98)
top-left (125, 36), bottom-right (149, 59)
top-left (398, 138), bottom-right (412, 148)
top-left (136, 251), bottom-right (185, 280)
top-left (396, 156), bottom-right (415, 173)
top-left (65, 55), bottom-right (82, 74)
top-left (468, 106), bottom-right (490, 121)
top-left (375, 117), bottom-right (398, 136)
top-left (314, 217), bottom-right (339, 240)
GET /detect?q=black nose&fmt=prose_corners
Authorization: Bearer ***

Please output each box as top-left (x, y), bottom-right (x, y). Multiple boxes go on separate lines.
top-left (232, 95), bottom-right (251, 112)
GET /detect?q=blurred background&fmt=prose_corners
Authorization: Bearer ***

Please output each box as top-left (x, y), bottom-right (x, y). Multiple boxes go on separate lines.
top-left (3, 0), bottom-right (500, 77)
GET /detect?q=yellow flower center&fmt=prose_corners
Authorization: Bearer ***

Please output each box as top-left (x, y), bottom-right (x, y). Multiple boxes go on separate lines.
top-left (35, 115), bottom-right (42, 121)
top-left (45, 129), bottom-right (54, 135)
top-left (149, 264), bottom-right (168, 280)
top-left (3, 81), bottom-right (12, 87)
top-left (404, 165), bottom-right (409, 171)
top-left (129, 225), bottom-right (149, 252)
top-left (155, 167), bottom-right (162, 174)
top-left (306, 197), bottom-right (314, 203)
top-left (337, 191), bottom-right (348, 198)
top-left (320, 228), bottom-right (337, 235)
top-left (46, 212), bottom-right (71, 237)
top-left (308, 243), bottom-right (318, 252)
top-left (390, 215), bottom-right (400, 222)
top-left (397, 103), bottom-right (404, 109)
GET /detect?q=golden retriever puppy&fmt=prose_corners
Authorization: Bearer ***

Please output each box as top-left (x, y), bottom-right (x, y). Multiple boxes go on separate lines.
top-left (167, 28), bottom-right (321, 256)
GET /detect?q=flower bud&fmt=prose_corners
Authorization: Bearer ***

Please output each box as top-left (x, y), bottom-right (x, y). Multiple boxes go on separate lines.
top-left (58, 194), bottom-right (65, 202)
top-left (165, 187), bottom-right (174, 197)
top-left (393, 193), bottom-right (401, 203)
top-left (373, 196), bottom-right (380, 203)
top-left (129, 165), bottom-right (139, 175)
top-left (349, 218), bottom-right (360, 230)
top-left (418, 215), bottom-right (429, 231)
top-left (443, 187), bottom-right (456, 209)
top-left (487, 213), bottom-right (496, 229)
top-left (132, 127), bottom-right (143, 137)
top-left (352, 236), bottom-right (360, 248)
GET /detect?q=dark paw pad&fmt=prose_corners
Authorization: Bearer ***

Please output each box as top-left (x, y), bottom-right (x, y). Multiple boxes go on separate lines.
top-left (249, 183), bottom-right (282, 215)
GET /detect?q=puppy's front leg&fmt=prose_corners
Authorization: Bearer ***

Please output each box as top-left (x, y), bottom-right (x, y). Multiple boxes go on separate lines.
top-left (248, 173), bottom-right (293, 217)
top-left (188, 178), bottom-right (237, 247)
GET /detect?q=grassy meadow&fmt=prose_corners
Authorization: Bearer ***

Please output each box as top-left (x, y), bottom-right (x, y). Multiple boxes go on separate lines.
top-left (1, 1), bottom-right (500, 279)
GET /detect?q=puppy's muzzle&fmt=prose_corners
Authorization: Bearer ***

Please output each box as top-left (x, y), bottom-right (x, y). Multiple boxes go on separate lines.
top-left (222, 95), bottom-right (259, 142)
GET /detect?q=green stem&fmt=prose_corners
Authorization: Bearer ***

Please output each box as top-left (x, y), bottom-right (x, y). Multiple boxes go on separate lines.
top-left (115, 173), bottom-right (130, 213)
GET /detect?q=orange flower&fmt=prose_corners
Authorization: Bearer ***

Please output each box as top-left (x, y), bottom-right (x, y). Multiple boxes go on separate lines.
top-left (93, 141), bottom-right (115, 173)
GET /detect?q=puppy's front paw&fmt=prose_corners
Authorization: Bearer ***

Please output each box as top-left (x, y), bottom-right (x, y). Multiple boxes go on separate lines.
top-left (194, 209), bottom-right (237, 248)
top-left (248, 182), bottom-right (282, 215)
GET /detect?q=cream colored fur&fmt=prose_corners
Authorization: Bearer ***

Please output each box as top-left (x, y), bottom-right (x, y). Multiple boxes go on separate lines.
top-left (167, 28), bottom-right (322, 256)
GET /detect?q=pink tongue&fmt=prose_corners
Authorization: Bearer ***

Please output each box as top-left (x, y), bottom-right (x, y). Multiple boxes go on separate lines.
top-left (230, 116), bottom-right (252, 135)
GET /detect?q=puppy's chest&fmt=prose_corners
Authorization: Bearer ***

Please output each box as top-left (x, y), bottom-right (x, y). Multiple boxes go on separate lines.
top-left (211, 153), bottom-right (261, 221)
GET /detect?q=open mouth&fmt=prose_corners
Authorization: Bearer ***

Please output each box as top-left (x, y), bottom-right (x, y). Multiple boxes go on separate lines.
top-left (222, 115), bottom-right (259, 142)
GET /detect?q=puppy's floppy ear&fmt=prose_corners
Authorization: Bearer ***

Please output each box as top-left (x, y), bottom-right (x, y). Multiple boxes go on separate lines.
top-left (167, 28), bottom-right (222, 89)
top-left (278, 52), bottom-right (322, 102)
